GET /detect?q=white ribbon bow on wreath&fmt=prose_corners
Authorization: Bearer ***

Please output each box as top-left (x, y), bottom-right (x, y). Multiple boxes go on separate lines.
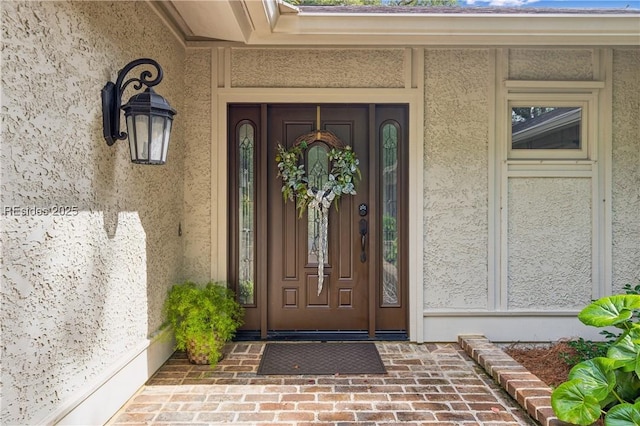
top-left (275, 138), bottom-right (360, 297)
top-left (308, 188), bottom-right (335, 295)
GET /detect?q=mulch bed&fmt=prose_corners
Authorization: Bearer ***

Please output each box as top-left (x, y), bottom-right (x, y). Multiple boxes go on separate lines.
top-left (503, 340), bottom-right (575, 388)
top-left (505, 340), bottom-right (608, 425)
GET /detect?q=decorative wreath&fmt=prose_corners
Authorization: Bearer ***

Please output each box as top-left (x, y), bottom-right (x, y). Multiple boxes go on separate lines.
top-left (275, 130), bottom-right (360, 296)
top-left (275, 131), bottom-right (361, 217)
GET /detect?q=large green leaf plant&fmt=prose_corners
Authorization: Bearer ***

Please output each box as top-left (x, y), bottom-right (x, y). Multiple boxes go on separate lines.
top-left (551, 294), bottom-right (640, 425)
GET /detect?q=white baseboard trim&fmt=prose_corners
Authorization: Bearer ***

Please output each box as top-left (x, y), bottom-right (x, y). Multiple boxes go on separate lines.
top-left (39, 328), bottom-right (174, 426)
top-left (423, 313), bottom-right (603, 342)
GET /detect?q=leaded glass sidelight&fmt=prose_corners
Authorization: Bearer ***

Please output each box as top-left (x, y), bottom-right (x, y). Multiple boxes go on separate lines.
top-left (306, 144), bottom-right (329, 264)
top-left (381, 122), bottom-right (399, 306)
top-left (238, 122), bottom-right (255, 305)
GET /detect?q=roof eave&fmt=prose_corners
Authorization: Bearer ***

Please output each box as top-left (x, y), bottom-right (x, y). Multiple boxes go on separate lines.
top-left (262, 12), bottom-right (640, 46)
top-left (163, 0), bottom-right (640, 46)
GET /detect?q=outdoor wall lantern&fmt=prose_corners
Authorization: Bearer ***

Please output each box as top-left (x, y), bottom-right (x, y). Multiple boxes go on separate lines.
top-left (102, 58), bottom-right (176, 165)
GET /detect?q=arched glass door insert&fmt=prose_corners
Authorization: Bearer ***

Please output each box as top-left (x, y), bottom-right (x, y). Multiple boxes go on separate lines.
top-left (306, 143), bottom-right (330, 264)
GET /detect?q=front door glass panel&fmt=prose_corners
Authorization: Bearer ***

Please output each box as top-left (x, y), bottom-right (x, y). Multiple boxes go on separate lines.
top-left (307, 143), bottom-right (329, 264)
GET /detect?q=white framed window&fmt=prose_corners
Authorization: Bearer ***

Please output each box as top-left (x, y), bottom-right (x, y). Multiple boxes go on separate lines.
top-left (507, 92), bottom-right (596, 160)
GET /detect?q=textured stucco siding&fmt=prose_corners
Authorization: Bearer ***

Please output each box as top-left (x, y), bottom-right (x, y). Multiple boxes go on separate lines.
top-left (1, 2), bottom-right (184, 424)
top-left (423, 49), bottom-right (490, 310)
top-left (611, 49), bottom-right (640, 292)
top-left (508, 48), bottom-right (594, 80)
top-left (503, 48), bottom-right (604, 310)
top-left (182, 50), bottom-right (212, 282)
top-left (507, 178), bottom-right (593, 310)
top-left (231, 48), bottom-right (405, 88)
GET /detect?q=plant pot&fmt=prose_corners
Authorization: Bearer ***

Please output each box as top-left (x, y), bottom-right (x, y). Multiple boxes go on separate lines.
top-left (187, 340), bottom-right (224, 365)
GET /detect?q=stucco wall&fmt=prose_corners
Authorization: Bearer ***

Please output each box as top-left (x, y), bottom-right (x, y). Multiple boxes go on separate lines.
top-left (507, 178), bottom-right (593, 309)
top-left (1, 2), bottom-right (184, 424)
top-left (231, 48), bottom-right (405, 88)
top-left (423, 49), bottom-right (490, 310)
top-left (503, 48), bottom-right (604, 309)
top-left (611, 48), bottom-right (640, 292)
top-left (508, 48), bottom-right (595, 80)
top-left (182, 49), bottom-right (212, 282)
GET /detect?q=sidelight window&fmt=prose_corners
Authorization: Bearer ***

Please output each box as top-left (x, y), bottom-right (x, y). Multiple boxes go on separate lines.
top-left (381, 122), bottom-right (399, 306)
top-left (237, 122), bottom-right (255, 305)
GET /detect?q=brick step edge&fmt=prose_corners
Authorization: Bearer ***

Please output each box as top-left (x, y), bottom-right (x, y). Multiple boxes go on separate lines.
top-left (458, 335), bottom-right (573, 426)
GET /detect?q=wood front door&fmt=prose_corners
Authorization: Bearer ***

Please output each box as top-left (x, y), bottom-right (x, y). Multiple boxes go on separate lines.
top-left (228, 104), bottom-right (407, 338)
top-left (267, 105), bottom-right (370, 331)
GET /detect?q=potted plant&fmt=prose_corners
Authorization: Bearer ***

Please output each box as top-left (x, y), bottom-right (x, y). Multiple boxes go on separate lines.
top-left (164, 281), bottom-right (244, 366)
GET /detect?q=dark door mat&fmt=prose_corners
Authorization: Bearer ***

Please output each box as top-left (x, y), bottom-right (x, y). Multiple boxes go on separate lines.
top-left (257, 342), bottom-right (386, 375)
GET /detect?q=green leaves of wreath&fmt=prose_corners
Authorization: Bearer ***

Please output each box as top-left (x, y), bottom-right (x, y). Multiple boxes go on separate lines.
top-left (275, 141), bottom-right (361, 217)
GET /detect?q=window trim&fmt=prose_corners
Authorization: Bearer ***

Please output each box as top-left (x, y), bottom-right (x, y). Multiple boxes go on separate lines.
top-left (506, 92), bottom-right (597, 161)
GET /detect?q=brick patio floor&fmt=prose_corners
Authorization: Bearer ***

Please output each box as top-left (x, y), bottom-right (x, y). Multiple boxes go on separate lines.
top-left (107, 341), bottom-right (537, 425)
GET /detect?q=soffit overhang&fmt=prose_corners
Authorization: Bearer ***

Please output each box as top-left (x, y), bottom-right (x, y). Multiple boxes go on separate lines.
top-left (159, 0), bottom-right (640, 46)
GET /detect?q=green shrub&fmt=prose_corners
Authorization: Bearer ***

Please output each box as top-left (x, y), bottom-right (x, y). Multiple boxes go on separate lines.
top-left (623, 283), bottom-right (640, 296)
top-left (560, 337), bottom-right (610, 367)
top-left (164, 281), bottom-right (244, 366)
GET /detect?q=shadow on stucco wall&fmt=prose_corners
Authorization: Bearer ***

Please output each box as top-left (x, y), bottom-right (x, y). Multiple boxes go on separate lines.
top-left (1, 1), bottom-right (185, 424)
top-left (64, 0), bottom-right (186, 336)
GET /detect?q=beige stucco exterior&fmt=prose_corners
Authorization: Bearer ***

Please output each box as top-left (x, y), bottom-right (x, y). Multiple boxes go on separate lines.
top-left (1, 1), bottom-right (638, 424)
top-left (612, 49), bottom-right (640, 290)
top-left (1, 2), bottom-right (185, 424)
top-left (182, 49), bottom-right (212, 283)
top-left (423, 49), bottom-right (491, 310)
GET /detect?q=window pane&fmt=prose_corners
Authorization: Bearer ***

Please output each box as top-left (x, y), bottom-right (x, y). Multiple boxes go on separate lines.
top-left (134, 115), bottom-right (149, 160)
top-left (127, 115), bottom-right (136, 159)
top-left (162, 120), bottom-right (171, 162)
top-left (511, 107), bottom-right (581, 150)
top-left (150, 116), bottom-right (165, 162)
top-left (382, 123), bottom-right (399, 306)
top-left (307, 144), bottom-right (329, 264)
top-left (238, 123), bottom-right (254, 305)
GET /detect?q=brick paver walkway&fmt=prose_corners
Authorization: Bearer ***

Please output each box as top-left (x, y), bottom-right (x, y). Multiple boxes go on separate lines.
top-left (108, 342), bottom-right (536, 425)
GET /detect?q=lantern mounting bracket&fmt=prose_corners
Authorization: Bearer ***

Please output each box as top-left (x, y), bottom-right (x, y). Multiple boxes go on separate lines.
top-left (101, 58), bottom-right (164, 146)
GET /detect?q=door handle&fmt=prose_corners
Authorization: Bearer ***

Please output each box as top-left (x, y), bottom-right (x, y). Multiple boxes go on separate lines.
top-left (359, 218), bottom-right (368, 263)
